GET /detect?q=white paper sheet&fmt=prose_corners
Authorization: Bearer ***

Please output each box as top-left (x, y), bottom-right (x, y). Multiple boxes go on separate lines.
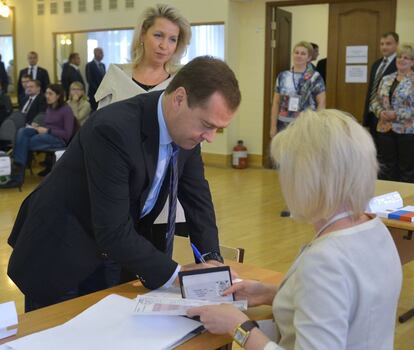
top-left (5, 294), bottom-right (202, 350)
top-left (0, 156), bottom-right (11, 177)
top-left (346, 45), bottom-right (368, 64)
top-left (345, 65), bottom-right (367, 83)
top-left (181, 269), bottom-right (233, 301)
top-left (133, 295), bottom-right (248, 316)
top-left (0, 301), bottom-right (17, 340)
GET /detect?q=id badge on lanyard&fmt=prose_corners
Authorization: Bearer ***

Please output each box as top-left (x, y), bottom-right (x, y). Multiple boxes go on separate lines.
top-left (288, 96), bottom-right (300, 112)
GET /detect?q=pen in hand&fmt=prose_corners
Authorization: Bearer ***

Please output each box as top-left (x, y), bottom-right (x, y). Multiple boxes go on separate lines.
top-left (191, 243), bottom-right (206, 264)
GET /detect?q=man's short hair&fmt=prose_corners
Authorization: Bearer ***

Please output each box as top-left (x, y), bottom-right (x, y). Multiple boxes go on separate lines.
top-left (271, 109), bottom-right (378, 223)
top-left (166, 56), bottom-right (241, 112)
top-left (29, 79), bottom-right (42, 88)
top-left (310, 42), bottom-right (319, 50)
top-left (21, 74), bottom-right (31, 81)
top-left (68, 52), bottom-right (79, 62)
top-left (381, 31), bottom-right (399, 43)
top-left (28, 51), bottom-right (38, 57)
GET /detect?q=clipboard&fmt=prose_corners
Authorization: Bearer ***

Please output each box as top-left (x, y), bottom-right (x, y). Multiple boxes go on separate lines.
top-left (178, 266), bottom-right (234, 302)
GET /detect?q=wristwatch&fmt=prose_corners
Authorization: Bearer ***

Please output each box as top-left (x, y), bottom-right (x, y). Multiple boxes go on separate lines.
top-left (233, 320), bottom-right (259, 347)
top-left (201, 251), bottom-right (224, 263)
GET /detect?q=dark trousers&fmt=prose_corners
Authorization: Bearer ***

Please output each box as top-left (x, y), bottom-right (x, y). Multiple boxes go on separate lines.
top-left (25, 260), bottom-right (121, 312)
top-left (376, 131), bottom-right (414, 183)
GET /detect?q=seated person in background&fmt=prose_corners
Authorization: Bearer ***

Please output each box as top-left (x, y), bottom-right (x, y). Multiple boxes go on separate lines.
top-left (17, 74), bottom-right (31, 107)
top-left (67, 81), bottom-right (91, 126)
top-left (0, 84), bottom-right (75, 188)
top-left (0, 79), bottom-right (47, 146)
top-left (371, 43), bottom-right (414, 183)
top-left (0, 84), bottom-right (12, 126)
top-left (188, 109), bottom-right (402, 350)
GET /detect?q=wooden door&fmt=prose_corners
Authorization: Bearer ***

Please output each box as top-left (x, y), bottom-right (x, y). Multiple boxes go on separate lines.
top-left (262, 6), bottom-right (292, 167)
top-left (326, 0), bottom-right (396, 122)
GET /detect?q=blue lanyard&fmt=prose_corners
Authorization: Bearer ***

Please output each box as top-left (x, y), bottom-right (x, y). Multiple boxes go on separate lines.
top-left (291, 68), bottom-right (305, 94)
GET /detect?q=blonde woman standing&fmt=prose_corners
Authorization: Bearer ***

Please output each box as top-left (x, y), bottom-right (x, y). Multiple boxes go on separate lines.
top-left (95, 4), bottom-right (191, 108)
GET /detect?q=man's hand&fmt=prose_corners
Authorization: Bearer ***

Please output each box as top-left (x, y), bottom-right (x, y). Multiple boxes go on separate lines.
top-left (205, 259), bottom-right (239, 280)
top-left (173, 262), bottom-right (217, 286)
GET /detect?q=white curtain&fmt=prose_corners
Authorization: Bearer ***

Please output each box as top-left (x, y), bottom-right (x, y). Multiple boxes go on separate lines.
top-left (181, 24), bottom-right (225, 64)
top-left (87, 29), bottom-right (134, 65)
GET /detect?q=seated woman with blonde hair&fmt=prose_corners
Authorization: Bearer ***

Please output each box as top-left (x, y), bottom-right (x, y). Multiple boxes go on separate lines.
top-left (67, 81), bottom-right (91, 126)
top-left (188, 109), bottom-right (402, 350)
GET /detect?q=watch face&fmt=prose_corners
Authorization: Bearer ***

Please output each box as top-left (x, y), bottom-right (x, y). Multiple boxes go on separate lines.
top-left (234, 328), bottom-right (247, 346)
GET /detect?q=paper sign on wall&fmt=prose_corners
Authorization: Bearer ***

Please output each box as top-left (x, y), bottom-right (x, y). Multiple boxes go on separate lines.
top-left (346, 45), bottom-right (368, 64)
top-left (345, 65), bottom-right (367, 83)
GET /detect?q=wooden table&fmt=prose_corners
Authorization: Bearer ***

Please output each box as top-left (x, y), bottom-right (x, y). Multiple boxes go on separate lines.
top-left (375, 181), bottom-right (414, 323)
top-left (0, 261), bottom-right (283, 349)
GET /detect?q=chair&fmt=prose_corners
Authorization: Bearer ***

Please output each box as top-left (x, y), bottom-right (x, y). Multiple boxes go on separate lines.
top-left (172, 235), bottom-right (245, 264)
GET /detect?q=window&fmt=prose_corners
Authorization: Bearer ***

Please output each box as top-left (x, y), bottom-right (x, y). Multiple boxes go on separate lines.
top-left (181, 24), bottom-right (225, 64)
top-left (0, 36), bottom-right (13, 71)
top-left (87, 29), bottom-right (134, 65)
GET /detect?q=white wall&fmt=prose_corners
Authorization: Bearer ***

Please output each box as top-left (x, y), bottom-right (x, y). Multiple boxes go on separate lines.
top-left (280, 4), bottom-right (329, 62)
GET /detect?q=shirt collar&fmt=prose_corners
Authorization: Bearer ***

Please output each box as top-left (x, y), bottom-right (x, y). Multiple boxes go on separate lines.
top-left (384, 52), bottom-right (396, 63)
top-left (94, 59), bottom-right (102, 65)
top-left (70, 63), bottom-right (79, 70)
top-left (157, 92), bottom-right (172, 146)
top-left (29, 65), bottom-right (38, 69)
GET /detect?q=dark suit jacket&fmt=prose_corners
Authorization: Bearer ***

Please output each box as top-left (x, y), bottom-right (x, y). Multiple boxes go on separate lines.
top-left (316, 58), bottom-right (327, 83)
top-left (0, 61), bottom-right (8, 92)
top-left (61, 64), bottom-right (85, 98)
top-left (362, 56), bottom-right (397, 129)
top-left (20, 93), bottom-right (47, 124)
top-left (85, 60), bottom-right (105, 99)
top-left (7, 91), bottom-right (219, 304)
top-left (17, 66), bottom-right (50, 98)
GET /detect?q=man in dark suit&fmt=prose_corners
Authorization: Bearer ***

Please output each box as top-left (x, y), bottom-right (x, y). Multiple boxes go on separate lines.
top-left (6, 56), bottom-right (241, 312)
top-left (17, 51), bottom-right (50, 99)
top-left (316, 58), bottom-right (327, 83)
top-left (61, 52), bottom-right (84, 99)
top-left (0, 54), bottom-right (9, 93)
top-left (85, 47), bottom-right (105, 111)
top-left (363, 32), bottom-right (399, 138)
top-left (0, 79), bottom-right (47, 145)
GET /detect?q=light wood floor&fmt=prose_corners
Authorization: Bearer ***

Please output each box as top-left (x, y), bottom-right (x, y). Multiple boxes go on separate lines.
top-left (0, 166), bottom-right (413, 348)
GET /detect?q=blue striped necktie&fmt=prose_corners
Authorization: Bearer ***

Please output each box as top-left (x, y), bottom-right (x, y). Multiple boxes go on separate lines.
top-left (165, 143), bottom-right (179, 256)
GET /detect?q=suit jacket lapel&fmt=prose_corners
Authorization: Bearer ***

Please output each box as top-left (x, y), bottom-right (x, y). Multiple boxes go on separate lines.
top-left (139, 91), bottom-right (163, 211)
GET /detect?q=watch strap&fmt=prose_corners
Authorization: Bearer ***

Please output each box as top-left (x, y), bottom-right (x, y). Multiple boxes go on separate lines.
top-left (240, 319), bottom-right (259, 332)
top-left (201, 251), bottom-right (224, 263)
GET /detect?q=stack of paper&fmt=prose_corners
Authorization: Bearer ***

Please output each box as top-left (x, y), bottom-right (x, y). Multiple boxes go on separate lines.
top-left (3, 294), bottom-right (202, 350)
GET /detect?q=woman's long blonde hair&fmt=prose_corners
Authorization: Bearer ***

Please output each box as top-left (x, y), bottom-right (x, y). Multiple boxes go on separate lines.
top-left (130, 4), bottom-right (191, 74)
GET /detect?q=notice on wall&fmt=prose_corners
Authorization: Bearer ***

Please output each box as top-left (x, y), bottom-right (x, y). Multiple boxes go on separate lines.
top-left (345, 65), bottom-right (367, 83)
top-left (346, 45), bottom-right (368, 64)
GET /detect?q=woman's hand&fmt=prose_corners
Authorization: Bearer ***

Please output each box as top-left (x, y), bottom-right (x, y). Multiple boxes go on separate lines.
top-left (380, 110), bottom-right (397, 121)
top-left (36, 127), bottom-right (49, 134)
top-left (222, 280), bottom-right (277, 307)
top-left (187, 304), bottom-right (249, 335)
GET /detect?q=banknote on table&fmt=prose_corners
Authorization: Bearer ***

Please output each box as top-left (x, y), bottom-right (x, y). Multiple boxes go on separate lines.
top-left (133, 296), bottom-right (248, 316)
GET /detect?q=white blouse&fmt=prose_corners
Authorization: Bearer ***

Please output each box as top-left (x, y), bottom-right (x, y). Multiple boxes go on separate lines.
top-left (94, 63), bottom-right (174, 109)
top-left (264, 217), bottom-right (402, 350)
